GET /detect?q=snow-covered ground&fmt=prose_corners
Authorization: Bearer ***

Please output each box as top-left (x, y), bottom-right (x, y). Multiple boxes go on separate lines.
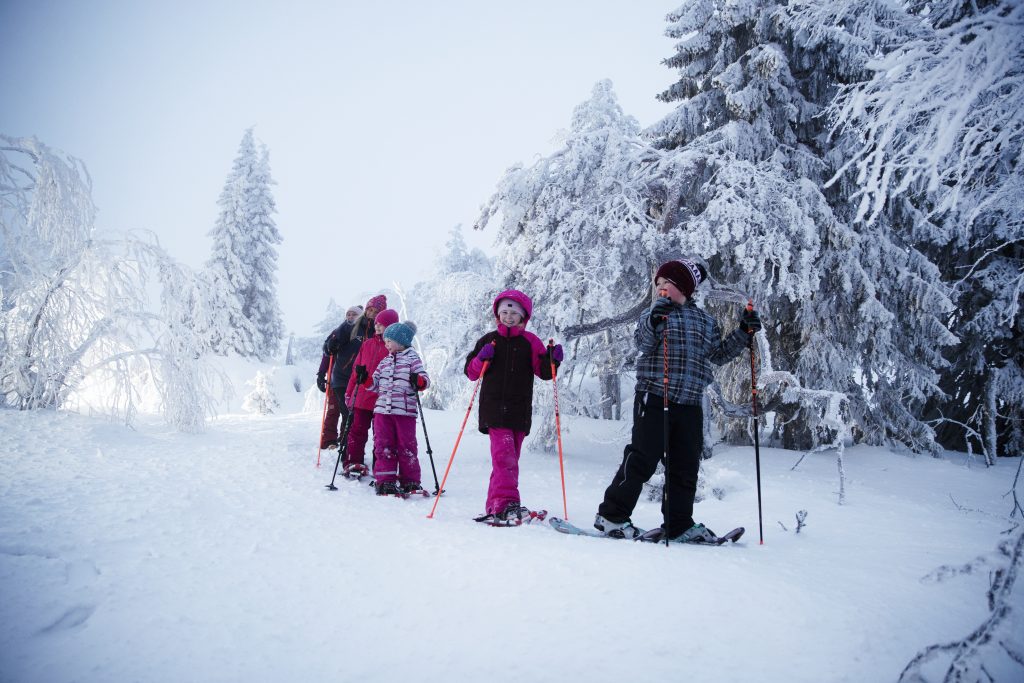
top-left (1, 388), bottom-right (1021, 682)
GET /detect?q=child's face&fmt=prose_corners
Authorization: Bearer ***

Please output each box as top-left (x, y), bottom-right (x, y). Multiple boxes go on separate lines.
top-left (384, 338), bottom-right (404, 354)
top-left (375, 322), bottom-right (385, 335)
top-left (655, 277), bottom-right (686, 304)
top-left (498, 308), bottom-right (524, 328)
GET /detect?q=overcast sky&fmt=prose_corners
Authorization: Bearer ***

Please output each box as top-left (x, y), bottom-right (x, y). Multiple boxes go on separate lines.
top-left (1, 1), bottom-right (678, 336)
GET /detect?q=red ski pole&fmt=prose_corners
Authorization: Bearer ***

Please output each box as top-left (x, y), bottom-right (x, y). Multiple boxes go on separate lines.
top-left (427, 349), bottom-right (493, 520)
top-left (548, 339), bottom-right (568, 520)
top-left (315, 355), bottom-right (335, 468)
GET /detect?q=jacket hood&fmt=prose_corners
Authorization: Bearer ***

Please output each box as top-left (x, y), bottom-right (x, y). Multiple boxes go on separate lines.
top-left (492, 289), bottom-right (533, 326)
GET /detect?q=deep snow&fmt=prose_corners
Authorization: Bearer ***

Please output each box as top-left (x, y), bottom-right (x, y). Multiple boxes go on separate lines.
top-left (1, 379), bottom-right (1021, 683)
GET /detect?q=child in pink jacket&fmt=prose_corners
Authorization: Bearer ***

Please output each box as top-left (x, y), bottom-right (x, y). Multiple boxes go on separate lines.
top-left (464, 290), bottom-right (562, 523)
top-left (342, 308), bottom-right (399, 476)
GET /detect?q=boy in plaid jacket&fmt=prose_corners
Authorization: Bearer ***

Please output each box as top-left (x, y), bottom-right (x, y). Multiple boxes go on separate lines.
top-left (593, 259), bottom-right (762, 542)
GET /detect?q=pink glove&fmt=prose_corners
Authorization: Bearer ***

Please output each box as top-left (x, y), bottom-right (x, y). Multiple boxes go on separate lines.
top-left (477, 344), bottom-right (495, 362)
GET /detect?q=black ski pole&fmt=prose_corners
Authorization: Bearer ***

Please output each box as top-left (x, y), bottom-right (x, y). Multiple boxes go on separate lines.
top-left (326, 382), bottom-right (361, 491)
top-left (413, 390), bottom-right (442, 496)
top-left (746, 300), bottom-right (764, 544)
top-left (658, 288), bottom-right (671, 547)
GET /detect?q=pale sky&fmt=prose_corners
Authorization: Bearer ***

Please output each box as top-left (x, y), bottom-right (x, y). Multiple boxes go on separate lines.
top-left (0, 1), bottom-right (678, 336)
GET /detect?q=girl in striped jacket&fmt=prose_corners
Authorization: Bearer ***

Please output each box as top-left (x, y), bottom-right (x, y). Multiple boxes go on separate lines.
top-left (369, 321), bottom-right (429, 496)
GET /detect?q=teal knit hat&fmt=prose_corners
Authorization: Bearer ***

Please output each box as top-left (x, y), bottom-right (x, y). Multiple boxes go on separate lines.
top-left (383, 322), bottom-right (415, 348)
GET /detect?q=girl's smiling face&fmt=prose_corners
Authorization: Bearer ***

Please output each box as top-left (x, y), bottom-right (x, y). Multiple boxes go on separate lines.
top-left (499, 307), bottom-right (524, 328)
top-left (384, 338), bottom-right (403, 354)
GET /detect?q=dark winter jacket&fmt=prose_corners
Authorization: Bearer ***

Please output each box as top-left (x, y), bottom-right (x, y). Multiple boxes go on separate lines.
top-left (324, 316), bottom-right (376, 388)
top-left (464, 290), bottom-right (552, 435)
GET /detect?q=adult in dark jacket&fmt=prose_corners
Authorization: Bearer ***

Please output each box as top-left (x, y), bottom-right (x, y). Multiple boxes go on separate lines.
top-left (317, 295), bottom-right (386, 448)
top-left (464, 289), bottom-right (562, 522)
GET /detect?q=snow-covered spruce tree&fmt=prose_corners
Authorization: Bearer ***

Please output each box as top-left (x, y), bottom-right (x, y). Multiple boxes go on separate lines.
top-left (646, 0), bottom-right (956, 453)
top-left (206, 129), bottom-right (284, 360)
top-left (407, 225), bottom-right (493, 411)
top-left (476, 80), bottom-right (663, 432)
top-left (314, 298), bottom-right (345, 337)
top-left (825, 0), bottom-right (1024, 459)
top-left (0, 136), bottom-right (223, 430)
top-left (242, 370), bottom-right (279, 415)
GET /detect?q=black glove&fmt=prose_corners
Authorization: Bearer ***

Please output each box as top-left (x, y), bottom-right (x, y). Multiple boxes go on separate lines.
top-left (740, 308), bottom-right (762, 334)
top-left (409, 372), bottom-right (427, 391)
top-left (649, 297), bottom-right (673, 329)
top-left (323, 334), bottom-right (340, 355)
top-left (316, 373), bottom-right (327, 393)
top-left (355, 365), bottom-right (368, 384)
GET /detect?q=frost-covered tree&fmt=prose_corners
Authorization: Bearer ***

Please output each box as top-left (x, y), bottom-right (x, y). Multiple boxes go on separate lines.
top-left (0, 135), bottom-right (223, 430)
top-left (826, 0), bottom-right (1024, 458)
top-left (643, 0), bottom-right (957, 453)
top-left (407, 225), bottom-right (493, 410)
top-left (476, 81), bottom-right (664, 422)
top-left (314, 298), bottom-right (345, 337)
top-left (242, 370), bottom-right (279, 415)
top-left (206, 129), bottom-right (284, 359)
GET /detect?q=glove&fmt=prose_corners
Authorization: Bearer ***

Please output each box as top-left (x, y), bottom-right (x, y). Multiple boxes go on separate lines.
top-left (316, 373), bottom-right (327, 393)
top-left (651, 296), bottom-right (673, 320)
top-left (355, 365), bottom-right (368, 384)
top-left (323, 334), bottom-right (340, 355)
top-left (409, 372), bottom-right (427, 391)
top-left (476, 344), bottom-right (495, 362)
top-left (740, 308), bottom-right (762, 334)
top-left (546, 344), bottom-right (564, 367)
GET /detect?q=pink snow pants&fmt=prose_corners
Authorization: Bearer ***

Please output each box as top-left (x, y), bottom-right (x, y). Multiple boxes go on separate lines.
top-left (372, 413), bottom-right (420, 485)
top-left (486, 428), bottom-right (526, 514)
top-left (344, 408), bottom-right (373, 468)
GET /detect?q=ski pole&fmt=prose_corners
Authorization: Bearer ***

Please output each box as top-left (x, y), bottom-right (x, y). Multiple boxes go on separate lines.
top-left (413, 389), bottom-right (441, 496)
top-left (660, 291), bottom-right (670, 548)
top-left (326, 382), bottom-right (360, 491)
top-left (316, 356), bottom-right (335, 468)
top-left (548, 339), bottom-right (568, 520)
top-left (427, 349), bottom-right (493, 519)
top-left (747, 300), bottom-right (764, 545)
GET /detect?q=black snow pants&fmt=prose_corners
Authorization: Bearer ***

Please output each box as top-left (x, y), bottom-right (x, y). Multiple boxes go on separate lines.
top-left (597, 391), bottom-right (703, 537)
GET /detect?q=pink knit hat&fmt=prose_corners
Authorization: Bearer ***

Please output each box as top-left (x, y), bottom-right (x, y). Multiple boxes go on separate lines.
top-left (375, 308), bottom-right (399, 328)
top-left (365, 294), bottom-right (387, 311)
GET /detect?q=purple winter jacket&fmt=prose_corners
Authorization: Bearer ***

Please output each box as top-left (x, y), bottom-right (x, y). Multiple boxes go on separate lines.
top-left (371, 347), bottom-right (429, 417)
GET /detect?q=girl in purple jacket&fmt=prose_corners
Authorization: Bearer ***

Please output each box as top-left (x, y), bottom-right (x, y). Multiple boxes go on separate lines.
top-left (370, 322), bottom-right (430, 496)
top-left (464, 290), bottom-right (562, 523)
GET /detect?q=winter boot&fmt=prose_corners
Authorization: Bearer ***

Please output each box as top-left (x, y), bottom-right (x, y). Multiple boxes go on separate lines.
top-left (670, 523), bottom-right (718, 544)
top-left (375, 481), bottom-right (401, 496)
top-left (593, 513), bottom-right (643, 539)
top-left (497, 501), bottom-right (530, 523)
top-left (343, 463), bottom-right (369, 478)
top-left (400, 482), bottom-right (426, 496)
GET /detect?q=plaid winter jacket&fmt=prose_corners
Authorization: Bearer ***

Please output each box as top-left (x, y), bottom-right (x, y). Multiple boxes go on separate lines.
top-left (634, 300), bottom-right (748, 406)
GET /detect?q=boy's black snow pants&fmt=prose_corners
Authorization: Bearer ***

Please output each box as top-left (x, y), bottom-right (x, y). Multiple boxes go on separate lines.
top-left (597, 391), bottom-right (702, 537)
